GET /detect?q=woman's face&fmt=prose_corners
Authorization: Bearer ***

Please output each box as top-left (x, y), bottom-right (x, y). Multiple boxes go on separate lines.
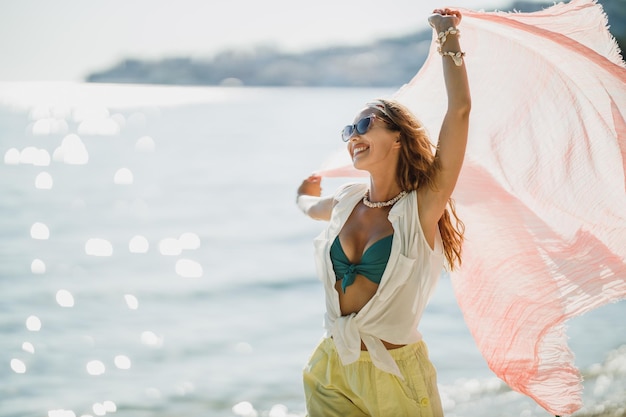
top-left (345, 109), bottom-right (401, 171)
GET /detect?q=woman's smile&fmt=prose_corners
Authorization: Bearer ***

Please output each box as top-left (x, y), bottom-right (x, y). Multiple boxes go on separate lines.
top-left (352, 145), bottom-right (369, 160)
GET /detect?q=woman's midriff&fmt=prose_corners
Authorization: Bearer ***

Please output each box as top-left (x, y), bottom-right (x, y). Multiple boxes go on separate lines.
top-left (334, 276), bottom-right (406, 351)
top-left (335, 275), bottom-right (378, 315)
top-left (330, 337), bottom-right (406, 351)
top-left (360, 339), bottom-right (406, 351)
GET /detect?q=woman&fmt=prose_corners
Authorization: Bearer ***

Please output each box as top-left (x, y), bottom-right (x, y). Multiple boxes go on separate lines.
top-left (295, 8), bottom-right (470, 417)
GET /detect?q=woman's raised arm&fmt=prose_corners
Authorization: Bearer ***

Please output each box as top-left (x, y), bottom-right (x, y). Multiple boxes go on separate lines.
top-left (419, 9), bottom-right (471, 232)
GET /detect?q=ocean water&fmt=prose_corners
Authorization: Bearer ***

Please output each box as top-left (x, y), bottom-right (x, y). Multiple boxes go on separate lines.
top-left (0, 82), bottom-right (624, 417)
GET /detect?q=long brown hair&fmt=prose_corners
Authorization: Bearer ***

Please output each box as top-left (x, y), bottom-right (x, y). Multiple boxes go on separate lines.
top-left (368, 98), bottom-right (464, 270)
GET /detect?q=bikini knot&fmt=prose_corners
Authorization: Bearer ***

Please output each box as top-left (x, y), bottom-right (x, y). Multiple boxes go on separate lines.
top-left (341, 264), bottom-right (358, 293)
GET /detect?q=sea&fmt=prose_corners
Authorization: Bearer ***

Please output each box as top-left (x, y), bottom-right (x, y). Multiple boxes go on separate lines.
top-left (0, 82), bottom-right (624, 417)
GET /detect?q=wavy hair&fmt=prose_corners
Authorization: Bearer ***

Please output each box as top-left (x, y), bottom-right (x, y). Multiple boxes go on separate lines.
top-left (368, 98), bottom-right (464, 270)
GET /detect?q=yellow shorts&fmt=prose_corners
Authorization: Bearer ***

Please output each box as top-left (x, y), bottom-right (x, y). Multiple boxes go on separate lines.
top-left (303, 337), bottom-right (443, 417)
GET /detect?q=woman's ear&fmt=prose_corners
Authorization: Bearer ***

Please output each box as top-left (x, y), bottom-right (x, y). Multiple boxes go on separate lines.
top-left (393, 134), bottom-right (402, 148)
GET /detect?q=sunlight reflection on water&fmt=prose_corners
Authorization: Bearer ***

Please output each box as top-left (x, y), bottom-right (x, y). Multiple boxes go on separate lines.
top-left (35, 171), bottom-right (54, 189)
top-left (114, 355), bottom-right (132, 370)
top-left (30, 222), bottom-right (50, 239)
top-left (31, 258), bottom-right (46, 274)
top-left (55, 289), bottom-right (75, 307)
top-left (134, 135), bottom-right (155, 152)
top-left (179, 232), bottom-right (201, 250)
top-left (175, 258), bottom-right (203, 278)
top-left (141, 331), bottom-right (163, 348)
top-left (10, 359), bottom-right (27, 374)
top-left (158, 238), bottom-right (182, 256)
top-left (47, 410), bottom-right (77, 417)
top-left (26, 315), bottom-right (42, 331)
top-left (0, 84), bottom-right (325, 417)
top-left (22, 342), bottom-right (35, 354)
top-left (14, 146), bottom-right (51, 165)
top-left (32, 118), bottom-right (69, 136)
top-left (54, 133), bottom-right (89, 164)
top-left (113, 167), bottom-right (134, 185)
top-left (85, 238), bottom-right (113, 257)
top-left (86, 360), bottom-right (106, 376)
top-left (3, 148), bottom-right (19, 164)
top-left (128, 235), bottom-right (149, 253)
top-left (124, 294), bottom-right (139, 310)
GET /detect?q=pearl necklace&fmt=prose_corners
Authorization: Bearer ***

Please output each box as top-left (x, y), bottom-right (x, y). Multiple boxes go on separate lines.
top-left (362, 190), bottom-right (407, 208)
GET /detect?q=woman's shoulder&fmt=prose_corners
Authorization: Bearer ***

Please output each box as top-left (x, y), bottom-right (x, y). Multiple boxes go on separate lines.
top-left (332, 182), bottom-right (367, 202)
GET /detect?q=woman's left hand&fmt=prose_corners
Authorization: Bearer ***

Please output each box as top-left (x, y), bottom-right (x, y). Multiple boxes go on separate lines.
top-left (428, 8), bottom-right (462, 31)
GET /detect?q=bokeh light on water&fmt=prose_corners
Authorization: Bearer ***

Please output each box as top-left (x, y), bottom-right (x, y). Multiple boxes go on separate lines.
top-left (114, 355), bottom-right (132, 370)
top-left (0, 84), bottom-right (222, 416)
top-left (10, 359), bottom-right (27, 374)
top-left (85, 360), bottom-right (106, 376)
top-left (55, 289), bottom-right (75, 307)
top-left (128, 235), bottom-right (149, 253)
top-left (31, 258), bottom-right (46, 274)
top-left (26, 315), bottom-right (42, 331)
top-left (232, 401), bottom-right (300, 417)
top-left (35, 171), bottom-right (54, 189)
top-left (85, 238), bottom-right (114, 257)
top-left (123, 294), bottom-right (139, 310)
top-left (158, 238), bottom-right (182, 256)
top-left (141, 330), bottom-right (163, 348)
top-left (54, 134), bottom-right (89, 164)
top-left (113, 168), bottom-right (133, 185)
top-left (0, 82), bottom-right (348, 417)
top-left (179, 232), bottom-right (201, 250)
top-left (30, 222), bottom-right (50, 240)
top-left (22, 342), bottom-right (35, 354)
top-left (3, 148), bottom-right (20, 164)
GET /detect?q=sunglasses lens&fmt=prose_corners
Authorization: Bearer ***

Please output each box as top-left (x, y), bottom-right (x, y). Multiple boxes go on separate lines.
top-left (355, 116), bottom-right (372, 135)
top-left (341, 115), bottom-right (374, 142)
top-left (341, 126), bottom-right (354, 142)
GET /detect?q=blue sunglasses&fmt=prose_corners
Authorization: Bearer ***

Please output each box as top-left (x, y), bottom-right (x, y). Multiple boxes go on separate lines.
top-left (341, 114), bottom-right (377, 142)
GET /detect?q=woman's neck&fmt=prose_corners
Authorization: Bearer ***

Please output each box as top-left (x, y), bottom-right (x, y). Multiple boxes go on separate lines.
top-left (368, 176), bottom-right (403, 203)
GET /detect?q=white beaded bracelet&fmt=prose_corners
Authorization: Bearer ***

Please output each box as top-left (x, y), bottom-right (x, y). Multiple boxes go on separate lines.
top-left (439, 50), bottom-right (466, 66)
top-left (436, 26), bottom-right (460, 47)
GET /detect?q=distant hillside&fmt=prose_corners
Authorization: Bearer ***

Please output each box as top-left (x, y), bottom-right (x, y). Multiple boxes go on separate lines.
top-left (86, 32), bottom-right (433, 88)
top-left (86, 0), bottom-right (624, 87)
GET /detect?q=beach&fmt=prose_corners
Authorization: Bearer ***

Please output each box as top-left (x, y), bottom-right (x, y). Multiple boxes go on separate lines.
top-left (1, 82), bottom-right (624, 417)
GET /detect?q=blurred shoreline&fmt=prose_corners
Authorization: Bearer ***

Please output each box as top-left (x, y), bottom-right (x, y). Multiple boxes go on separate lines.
top-left (84, 0), bottom-right (625, 88)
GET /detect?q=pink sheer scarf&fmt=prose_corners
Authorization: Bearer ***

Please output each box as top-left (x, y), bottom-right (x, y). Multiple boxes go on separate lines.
top-left (316, 1), bottom-right (626, 414)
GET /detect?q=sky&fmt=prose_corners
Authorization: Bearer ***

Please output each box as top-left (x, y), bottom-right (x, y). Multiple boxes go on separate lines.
top-left (0, 0), bottom-right (538, 82)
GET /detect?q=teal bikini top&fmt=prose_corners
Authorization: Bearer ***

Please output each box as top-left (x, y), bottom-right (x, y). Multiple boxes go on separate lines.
top-left (330, 234), bottom-right (393, 293)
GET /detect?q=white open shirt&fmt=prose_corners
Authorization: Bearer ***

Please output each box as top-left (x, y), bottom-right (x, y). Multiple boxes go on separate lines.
top-left (313, 183), bottom-right (445, 378)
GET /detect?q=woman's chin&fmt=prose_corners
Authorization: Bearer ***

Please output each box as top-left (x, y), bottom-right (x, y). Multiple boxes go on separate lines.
top-left (352, 158), bottom-right (372, 172)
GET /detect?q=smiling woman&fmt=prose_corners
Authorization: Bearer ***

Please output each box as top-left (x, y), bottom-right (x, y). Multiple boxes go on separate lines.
top-left (304, 0), bottom-right (626, 415)
top-left (296, 8), bottom-right (469, 417)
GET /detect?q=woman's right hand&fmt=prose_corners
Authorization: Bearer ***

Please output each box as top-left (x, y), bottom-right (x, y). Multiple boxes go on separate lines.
top-left (296, 174), bottom-right (333, 221)
top-left (297, 174), bottom-right (322, 198)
